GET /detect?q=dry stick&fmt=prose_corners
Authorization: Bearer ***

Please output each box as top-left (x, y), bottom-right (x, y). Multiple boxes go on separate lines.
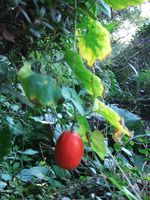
top-left (109, 152), bottom-right (142, 200)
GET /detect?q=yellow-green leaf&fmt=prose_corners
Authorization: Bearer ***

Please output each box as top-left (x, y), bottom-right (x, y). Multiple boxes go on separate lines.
top-left (77, 116), bottom-right (90, 143)
top-left (104, 0), bottom-right (144, 10)
top-left (76, 17), bottom-right (111, 67)
top-left (93, 99), bottom-right (131, 136)
top-left (91, 130), bottom-right (107, 160)
top-left (18, 62), bottom-right (61, 107)
top-left (64, 50), bottom-right (104, 97)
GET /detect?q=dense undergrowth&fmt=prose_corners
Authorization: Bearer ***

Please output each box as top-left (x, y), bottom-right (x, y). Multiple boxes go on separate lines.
top-left (0, 0), bottom-right (150, 199)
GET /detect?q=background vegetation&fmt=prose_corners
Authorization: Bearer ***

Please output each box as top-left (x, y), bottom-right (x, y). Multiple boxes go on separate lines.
top-left (0, 0), bottom-right (149, 199)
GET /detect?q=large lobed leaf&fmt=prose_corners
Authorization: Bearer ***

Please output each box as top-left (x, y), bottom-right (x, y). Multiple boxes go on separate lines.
top-left (104, 0), bottom-right (144, 10)
top-left (76, 17), bottom-right (111, 67)
top-left (64, 50), bottom-right (104, 98)
top-left (93, 99), bottom-right (131, 137)
top-left (18, 62), bottom-right (61, 107)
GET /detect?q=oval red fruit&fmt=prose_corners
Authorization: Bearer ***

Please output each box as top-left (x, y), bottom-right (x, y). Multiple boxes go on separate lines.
top-left (55, 131), bottom-right (84, 170)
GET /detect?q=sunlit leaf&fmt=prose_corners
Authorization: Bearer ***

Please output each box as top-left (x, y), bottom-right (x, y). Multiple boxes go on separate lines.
top-left (76, 17), bottom-right (111, 67)
top-left (90, 130), bottom-right (107, 160)
top-left (18, 62), bottom-right (61, 107)
top-left (93, 99), bottom-right (131, 137)
top-left (64, 50), bottom-right (104, 97)
top-left (104, 0), bottom-right (144, 10)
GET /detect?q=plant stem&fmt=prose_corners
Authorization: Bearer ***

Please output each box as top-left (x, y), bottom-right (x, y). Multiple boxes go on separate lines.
top-left (109, 152), bottom-right (142, 200)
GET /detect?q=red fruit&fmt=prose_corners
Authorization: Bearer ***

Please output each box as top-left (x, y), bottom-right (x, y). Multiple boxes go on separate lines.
top-left (55, 131), bottom-right (84, 170)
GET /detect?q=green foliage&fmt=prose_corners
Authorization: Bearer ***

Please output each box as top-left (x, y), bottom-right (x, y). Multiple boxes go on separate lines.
top-left (77, 116), bottom-right (90, 143)
top-left (0, 0), bottom-right (149, 199)
top-left (110, 105), bottom-right (144, 135)
top-left (77, 16), bottom-right (111, 66)
top-left (104, 0), bottom-right (144, 10)
top-left (90, 130), bottom-right (107, 160)
top-left (0, 56), bottom-right (10, 81)
top-left (93, 99), bottom-right (131, 137)
top-left (62, 87), bottom-right (84, 115)
top-left (0, 127), bottom-right (14, 162)
top-left (138, 69), bottom-right (150, 90)
top-left (19, 62), bottom-right (61, 106)
top-left (64, 50), bottom-right (104, 98)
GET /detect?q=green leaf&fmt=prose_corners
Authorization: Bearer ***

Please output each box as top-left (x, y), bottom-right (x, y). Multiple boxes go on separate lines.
top-left (62, 87), bottom-right (84, 115)
top-left (18, 62), bottom-right (61, 107)
top-left (109, 177), bottom-right (122, 191)
top-left (110, 105), bottom-right (144, 135)
top-left (53, 165), bottom-right (71, 179)
top-left (6, 117), bottom-right (24, 136)
top-left (122, 147), bottom-right (132, 156)
top-left (47, 178), bottom-right (64, 188)
top-left (84, 0), bottom-right (97, 17)
top-left (16, 166), bottom-right (49, 182)
top-left (93, 99), bottom-right (131, 137)
top-left (0, 181), bottom-right (7, 190)
top-left (90, 130), bottom-right (107, 160)
top-left (30, 166), bottom-right (49, 180)
top-left (109, 177), bottom-right (137, 200)
top-left (0, 56), bottom-right (10, 76)
top-left (18, 62), bottom-right (32, 79)
top-left (16, 169), bottom-right (32, 182)
top-left (122, 187), bottom-right (137, 200)
top-left (1, 174), bottom-right (11, 181)
top-left (138, 149), bottom-right (149, 155)
top-left (97, 0), bottom-right (111, 17)
top-left (104, 0), bottom-right (144, 10)
top-left (64, 50), bottom-right (104, 98)
top-left (77, 116), bottom-right (90, 143)
top-left (39, 6), bottom-right (46, 17)
top-left (29, 28), bottom-right (41, 38)
top-left (42, 21), bottom-right (54, 31)
top-left (20, 8), bottom-right (31, 23)
top-left (77, 16), bottom-right (111, 67)
top-left (102, 21), bottom-right (117, 33)
top-left (0, 127), bottom-right (14, 162)
top-left (19, 149), bottom-right (39, 155)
